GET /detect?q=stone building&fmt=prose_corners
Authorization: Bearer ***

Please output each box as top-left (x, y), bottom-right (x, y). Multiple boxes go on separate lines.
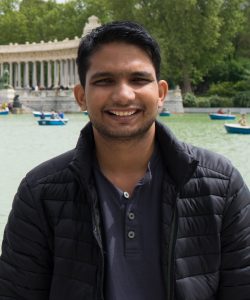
top-left (0, 16), bottom-right (100, 91)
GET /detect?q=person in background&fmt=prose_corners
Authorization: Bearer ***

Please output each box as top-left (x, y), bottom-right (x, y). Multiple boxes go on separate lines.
top-left (58, 112), bottom-right (64, 119)
top-left (50, 110), bottom-right (56, 119)
top-left (217, 108), bottom-right (224, 114)
top-left (0, 21), bottom-right (250, 300)
top-left (238, 113), bottom-right (247, 126)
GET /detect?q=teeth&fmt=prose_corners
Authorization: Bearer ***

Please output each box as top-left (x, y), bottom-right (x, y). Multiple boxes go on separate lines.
top-left (110, 110), bottom-right (136, 116)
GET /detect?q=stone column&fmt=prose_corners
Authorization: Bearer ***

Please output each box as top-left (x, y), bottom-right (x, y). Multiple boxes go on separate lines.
top-left (0, 63), bottom-right (3, 76)
top-left (32, 61), bottom-right (37, 87)
top-left (9, 62), bottom-right (13, 87)
top-left (17, 62), bottom-right (21, 88)
top-left (60, 60), bottom-right (64, 87)
top-left (47, 61), bottom-right (51, 88)
top-left (40, 61), bottom-right (44, 88)
top-left (24, 61), bottom-right (29, 88)
top-left (54, 60), bottom-right (59, 87)
top-left (64, 59), bottom-right (69, 87)
top-left (74, 59), bottom-right (79, 84)
top-left (69, 59), bottom-right (74, 87)
top-left (14, 63), bottom-right (18, 88)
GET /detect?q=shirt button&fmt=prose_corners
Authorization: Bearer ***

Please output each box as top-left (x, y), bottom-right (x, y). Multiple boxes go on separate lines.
top-left (128, 230), bottom-right (135, 239)
top-left (123, 191), bottom-right (130, 199)
top-left (128, 212), bottom-right (135, 220)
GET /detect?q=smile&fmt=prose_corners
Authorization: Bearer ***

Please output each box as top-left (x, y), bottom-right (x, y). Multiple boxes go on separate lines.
top-left (108, 110), bottom-right (137, 116)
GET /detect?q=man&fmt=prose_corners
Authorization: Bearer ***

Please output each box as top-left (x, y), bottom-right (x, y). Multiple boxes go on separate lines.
top-left (0, 21), bottom-right (250, 300)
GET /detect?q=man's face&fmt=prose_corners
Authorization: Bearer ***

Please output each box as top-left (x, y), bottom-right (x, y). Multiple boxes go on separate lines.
top-left (82, 42), bottom-right (167, 141)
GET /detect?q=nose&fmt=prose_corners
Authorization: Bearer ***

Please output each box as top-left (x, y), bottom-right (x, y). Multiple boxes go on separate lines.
top-left (111, 82), bottom-right (135, 104)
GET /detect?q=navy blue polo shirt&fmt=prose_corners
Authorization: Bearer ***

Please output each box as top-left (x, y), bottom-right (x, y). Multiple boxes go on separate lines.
top-left (94, 145), bottom-right (165, 300)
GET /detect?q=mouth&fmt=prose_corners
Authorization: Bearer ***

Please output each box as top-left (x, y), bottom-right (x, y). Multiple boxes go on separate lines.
top-left (105, 109), bottom-right (142, 117)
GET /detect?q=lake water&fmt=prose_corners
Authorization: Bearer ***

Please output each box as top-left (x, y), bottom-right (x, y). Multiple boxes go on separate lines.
top-left (1, 113), bottom-right (250, 246)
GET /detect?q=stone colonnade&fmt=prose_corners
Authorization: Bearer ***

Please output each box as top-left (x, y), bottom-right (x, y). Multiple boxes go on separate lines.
top-left (0, 58), bottom-right (78, 89)
top-left (0, 38), bottom-right (80, 90)
top-left (0, 16), bottom-right (101, 91)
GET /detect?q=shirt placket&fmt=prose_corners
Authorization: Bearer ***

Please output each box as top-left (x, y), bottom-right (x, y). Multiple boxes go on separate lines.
top-left (123, 191), bottom-right (141, 257)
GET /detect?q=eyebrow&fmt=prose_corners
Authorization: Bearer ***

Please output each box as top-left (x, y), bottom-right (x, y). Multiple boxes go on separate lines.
top-left (90, 71), bottom-right (154, 80)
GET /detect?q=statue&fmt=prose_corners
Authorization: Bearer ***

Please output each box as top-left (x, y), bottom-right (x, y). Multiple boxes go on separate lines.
top-left (0, 69), bottom-right (10, 89)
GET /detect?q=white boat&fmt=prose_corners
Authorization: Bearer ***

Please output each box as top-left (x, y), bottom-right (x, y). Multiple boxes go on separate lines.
top-left (209, 113), bottom-right (236, 120)
top-left (224, 123), bottom-right (250, 134)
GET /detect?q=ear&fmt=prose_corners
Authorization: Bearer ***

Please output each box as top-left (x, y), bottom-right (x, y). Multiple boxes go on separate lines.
top-left (157, 80), bottom-right (168, 109)
top-left (74, 84), bottom-right (87, 111)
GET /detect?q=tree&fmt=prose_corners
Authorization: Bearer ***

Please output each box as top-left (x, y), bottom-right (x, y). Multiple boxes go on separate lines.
top-left (0, 0), bottom-right (20, 14)
top-left (157, 0), bottom-right (245, 93)
top-left (234, 1), bottom-right (250, 59)
top-left (0, 10), bottom-right (27, 44)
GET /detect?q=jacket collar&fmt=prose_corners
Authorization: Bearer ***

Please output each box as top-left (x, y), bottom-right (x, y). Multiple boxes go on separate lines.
top-left (70, 121), bottom-right (199, 188)
top-left (155, 121), bottom-right (198, 187)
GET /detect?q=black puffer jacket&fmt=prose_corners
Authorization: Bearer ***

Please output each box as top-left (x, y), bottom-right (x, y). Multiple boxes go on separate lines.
top-left (0, 121), bottom-right (250, 300)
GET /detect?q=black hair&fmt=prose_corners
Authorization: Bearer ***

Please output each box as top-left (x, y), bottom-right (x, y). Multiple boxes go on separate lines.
top-left (76, 20), bottom-right (161, 86)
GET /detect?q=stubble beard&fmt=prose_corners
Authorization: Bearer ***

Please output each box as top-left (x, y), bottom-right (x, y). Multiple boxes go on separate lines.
top-left (90, 116), bottom-right (157, 142)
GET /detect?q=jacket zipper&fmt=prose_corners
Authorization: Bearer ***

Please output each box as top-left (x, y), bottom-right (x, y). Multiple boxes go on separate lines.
top-left (89, 186), bottom-right (105, 300)
top-left (167, 192), bottom-right (179, 300)
top-left (73, 172), bottom-right (105, 300)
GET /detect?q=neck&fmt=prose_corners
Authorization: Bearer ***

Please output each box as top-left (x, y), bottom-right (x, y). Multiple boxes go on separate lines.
top-left (94, 125), bottom-right (156, 194)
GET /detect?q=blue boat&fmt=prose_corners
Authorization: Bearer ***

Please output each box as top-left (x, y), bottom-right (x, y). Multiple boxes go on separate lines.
top-left (83, 111), bottom-right (88, 116)
top-left (33, 111), bottom-right (53, 118)
top-left (0, 110), bottom-right (9, 115)
top-left (209, 113), bottom-right (236, 120)
top-left (37, 118), bottom-right (68, 126)
top-left (224, 123), bottom-right (250, 134)
top-left (159, 111), bottom-right (171, 117)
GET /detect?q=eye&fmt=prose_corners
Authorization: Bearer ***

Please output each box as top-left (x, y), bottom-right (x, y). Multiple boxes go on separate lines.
top-left (92, 78), bottom-right (114, 86)
top-left (132, 78), bottom-right (153, 85)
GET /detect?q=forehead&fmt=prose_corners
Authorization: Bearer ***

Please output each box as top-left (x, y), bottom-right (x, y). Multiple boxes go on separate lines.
top-left (87, 42), bottom-right (155, 74)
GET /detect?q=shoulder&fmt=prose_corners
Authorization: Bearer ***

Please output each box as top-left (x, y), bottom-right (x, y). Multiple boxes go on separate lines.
top-left (184, 143), bottom-right (248, 199)
top-left (24, 149), bottom-right (76, 188)
top-left (187, 143), bottom-right (233, 178)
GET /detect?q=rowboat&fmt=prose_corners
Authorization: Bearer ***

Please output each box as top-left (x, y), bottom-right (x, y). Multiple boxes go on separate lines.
top-left (0, 110), bottom-right (9, 115)
top-left (37, 118), bottom-right (68, 126)
top-left (209, 113), bottom-right (236, 120)
top-left (224, 123), bottom-right (250, 134)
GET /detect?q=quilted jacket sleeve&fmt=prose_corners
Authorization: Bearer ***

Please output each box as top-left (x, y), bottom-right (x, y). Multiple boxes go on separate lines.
top-left (218, 167), bottom-right (250, 299)
top-left (0, 178), bottom-right (52, 300)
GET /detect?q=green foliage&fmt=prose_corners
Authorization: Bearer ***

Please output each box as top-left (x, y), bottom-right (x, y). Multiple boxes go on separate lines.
top-left (205, 58), bottom-right (250, 84)
top-left (183, 94), bottom-right (234, 107)
top-left (233, 80), bottom-right (250, 91)
top-left (234, 2), bottom-right (250, 59)
top-left (208, 95), bottom-right (233, 107)
top-left (197, 98), bottom-right (211, 108)
top-left (207, 82), bottom-right (237, 97)
top-left (183, 93), bottom-right (198, 107)
top-left (160, 0), bottom-right (245, 93)
top-left (207, 75), bottom-right (250, 98)
top-left (0, 0), bottom-right (19, 14)
top-left (232, 91), bottom-right (250, 107)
